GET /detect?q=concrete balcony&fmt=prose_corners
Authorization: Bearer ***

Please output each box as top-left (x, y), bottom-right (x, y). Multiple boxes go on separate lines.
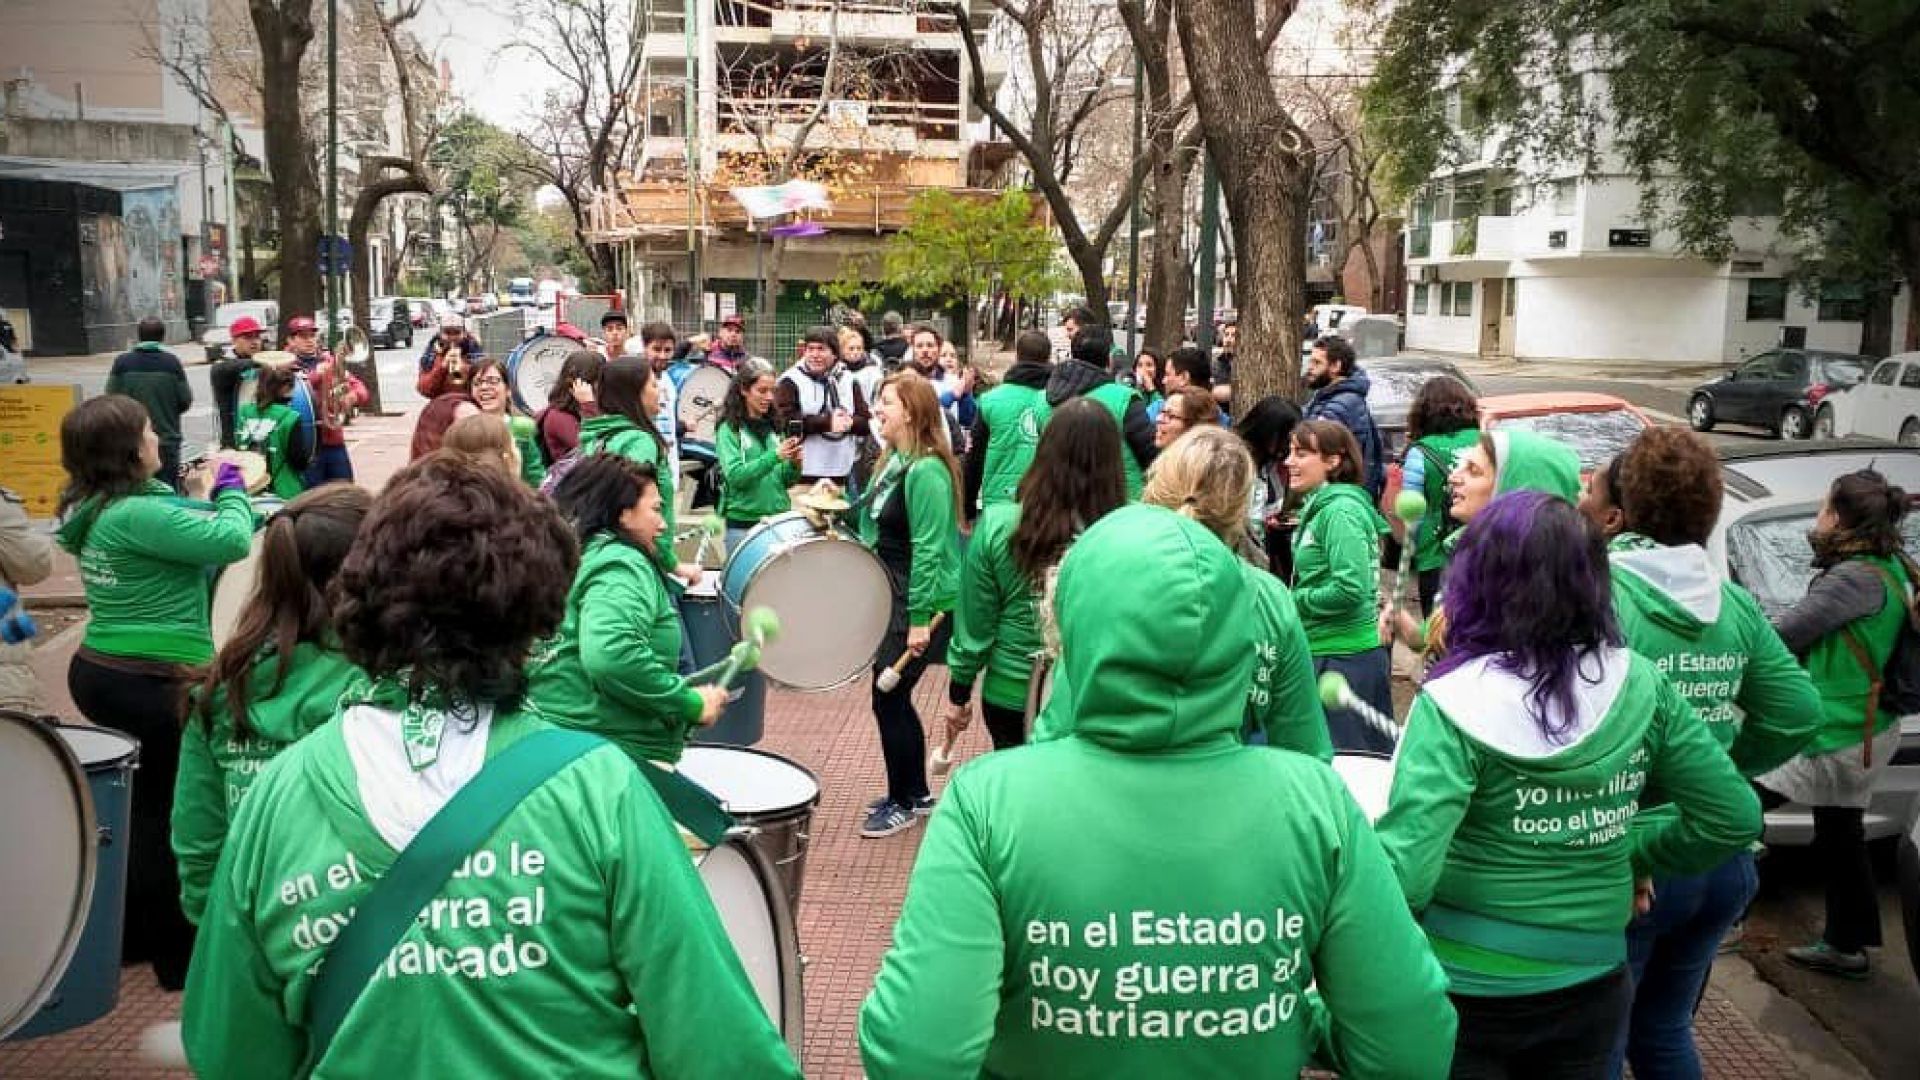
top-left (1407, 215), bottom-right (1516, 273)
top-left (585, 180), bottom-right (1029, 242)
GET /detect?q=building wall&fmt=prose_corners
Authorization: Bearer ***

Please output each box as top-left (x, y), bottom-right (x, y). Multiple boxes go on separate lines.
top-left (1510, 273), bottom-right (1727, 363)
top-left (0, 179), bottom-right (94, 355)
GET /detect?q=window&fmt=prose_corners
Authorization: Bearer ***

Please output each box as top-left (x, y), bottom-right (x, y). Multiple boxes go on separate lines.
top-left (1817, 283), bottom-right (1867, 322)
top-left (1729, 183), bottom-right (1786, 218)
top-left (1736, 352), bottom-right (1779, 381)
top-left (1444, 281), bottom-right (1474, 316)
top-left (1902, 365), bottom-right (1920, 390)
top-left (1745, 278), bottom-right (1788, 321)
top-left (1490, 187), bottom-right (1516, 216)
top-left (1552, 179), bottom-right (1577, 216)
top-left (1505, 278), bottom-right (1517, 316)
top-left (1412, 283), bottom-right (1430, 314)
top-left (1451, 183), bottom-right (1482, 221)
top-left (1872, 361), bottom-right (1902, 386)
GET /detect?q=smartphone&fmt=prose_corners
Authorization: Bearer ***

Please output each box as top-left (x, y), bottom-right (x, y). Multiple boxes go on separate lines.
top-left (784, 420), bottom-right (805, 439)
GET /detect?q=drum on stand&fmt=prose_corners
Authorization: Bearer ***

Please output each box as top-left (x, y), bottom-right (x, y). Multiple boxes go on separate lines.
top-left (675, 364), bottom-right (732, 448)
top-left (720, 511), bottom-right (891, 691)
top-left (505, 332), bottom-right (578, 413)
top-left (1, 715), bottom-right (138, 1040)
top-left (683, 571), bottom-right (766, 746)
top-left (693, 834), bottom-right (804, 1061)
top-left (677, 745), bottom-right (821, 916)
top-left (1331, 751), bottom-right (1395, 824)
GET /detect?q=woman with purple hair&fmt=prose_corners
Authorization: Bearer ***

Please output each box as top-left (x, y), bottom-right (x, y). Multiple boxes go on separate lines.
top-left (1374, 490), bottom-right (1761, 1078)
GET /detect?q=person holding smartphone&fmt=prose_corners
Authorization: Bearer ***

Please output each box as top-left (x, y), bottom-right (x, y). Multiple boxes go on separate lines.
top-left (774, 325), bottom-right (870, 488)
top-left (717, 359), bottom-right (804, 551)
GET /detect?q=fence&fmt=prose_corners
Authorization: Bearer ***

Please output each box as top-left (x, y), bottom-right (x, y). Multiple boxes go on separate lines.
top-left (472, 308), bottom-right (530, 360)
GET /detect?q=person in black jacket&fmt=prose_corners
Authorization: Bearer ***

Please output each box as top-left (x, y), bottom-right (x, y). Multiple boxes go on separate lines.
top-left (1044, 323), bottom-right (1156, 487)
top-left (209, 315), bottom-right (266, 450)
top-left (1302, 335), bottom-right (1385, 500)
top-left (106, 316), bottom-right (192, 492)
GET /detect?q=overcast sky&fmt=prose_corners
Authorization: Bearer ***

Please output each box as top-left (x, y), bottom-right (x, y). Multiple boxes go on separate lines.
top-left (412, 1), bottom-right (554, 128)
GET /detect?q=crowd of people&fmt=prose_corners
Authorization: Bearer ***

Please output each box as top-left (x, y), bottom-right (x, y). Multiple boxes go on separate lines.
top-left (20, 299), bottom-right (1916, 1079)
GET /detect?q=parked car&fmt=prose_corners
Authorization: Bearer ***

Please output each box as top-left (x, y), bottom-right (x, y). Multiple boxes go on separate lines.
top-left (367, 297), bottom-right (414, 349)
top-left (405, 298), bottom-right (435, 328)
top-left (1362, 357), bottom-right (1481, 459)
top-left (1902, 798), bottom-right (1920, 978)
top-left (201, 300), bottom-right (280, 362)
top-left (1706, 438), bottom-right (1920, 845)
top-left (1814, 351), bottom-right (1920, 444)
top-left (1478, 392), bottom-right (1652, 473)
top-left (1687, 347), bottom-right (1871, 440)
top-left (427, 298), bottom-right (461, 325)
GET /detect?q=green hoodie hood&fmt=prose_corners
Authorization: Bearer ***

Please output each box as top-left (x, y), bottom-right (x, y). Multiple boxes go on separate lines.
top-left (1423, 646), bottom-right (1647, 784)
top-left (1054, 504), bottom-right (1252, 753)
top-left (1607, 533), bottom-right (1720, 637)
top-left (1490, 429), bottom-right (1581, 501)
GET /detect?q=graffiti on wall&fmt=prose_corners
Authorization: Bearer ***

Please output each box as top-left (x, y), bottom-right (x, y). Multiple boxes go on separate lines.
top-left (79, 185), bottom-right (183, 339)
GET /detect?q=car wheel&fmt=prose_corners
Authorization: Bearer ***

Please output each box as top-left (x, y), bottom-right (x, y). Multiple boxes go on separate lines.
top-left (1902, 419), bottom-right (1920, 447)
top-left (1815, 404), bottom-right (1836, 438)
top-left (1781, 405), bottom-right (1811, 440)
top-left (1687, 394), bottom-right (1716, 432)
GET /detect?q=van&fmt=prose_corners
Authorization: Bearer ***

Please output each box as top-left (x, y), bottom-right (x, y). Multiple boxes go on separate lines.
top-left (202, 300), bottom-right (281, 362)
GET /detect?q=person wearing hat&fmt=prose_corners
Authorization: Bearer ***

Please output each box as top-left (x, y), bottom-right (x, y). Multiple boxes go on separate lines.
top-left (711, 314), bottom-right (750, 370)
top-left (210, 315), bottom-right (266, 450)
top-left (284, 315), bottom-right (367, 486)
top-left (417, 311), bottom-right (484, 397)
top-left (599, 310), bottom-right (631, 359)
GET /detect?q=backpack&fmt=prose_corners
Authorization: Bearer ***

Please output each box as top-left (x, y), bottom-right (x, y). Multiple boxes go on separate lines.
top-left (1839, 552), bottom-right (1920, 764)
top-left (538, 430), bottom-right (618, 498)
top-left (1414, 443), bottom-right (1461, 548)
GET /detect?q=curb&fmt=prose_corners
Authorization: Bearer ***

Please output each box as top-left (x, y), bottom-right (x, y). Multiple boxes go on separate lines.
top-left (1713, 953), bottom-right (1873, 1079)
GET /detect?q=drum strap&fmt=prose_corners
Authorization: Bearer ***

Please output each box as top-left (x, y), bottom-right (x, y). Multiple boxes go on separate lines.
top-left (303, 729), bottom-right (603, 1070)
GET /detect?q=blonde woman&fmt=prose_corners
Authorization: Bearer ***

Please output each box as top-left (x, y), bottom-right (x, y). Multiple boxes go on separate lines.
top-left (441, 413), bottom-right (522, 478)
top-left (859, 371), bottom-right (963, 837)
top-left (1139, 427), bottom-right (1330, 759)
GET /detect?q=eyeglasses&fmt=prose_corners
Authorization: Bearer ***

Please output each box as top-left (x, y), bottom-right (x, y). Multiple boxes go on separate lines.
top-left (472, 376), bottom-right (505, 387)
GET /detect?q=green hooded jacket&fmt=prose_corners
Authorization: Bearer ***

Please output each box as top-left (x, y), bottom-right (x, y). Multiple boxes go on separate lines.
top-left (506, 414), bottom-right (547, 488)
top-left (525, 533), bottom-right (704, 764)
top-left (974, 384), bottom-right (1051, 510)
top-left (861, 505), bottom-right (1456, 1079)
top-left (182, 706), bottom-right (799, 1079)
top-left (1408, 427), bottom-right (1480, 573)
top-left (235, 401), bottom-right (307, 498)
top-left (947, 502), bottom-right (1043, 711)
top-left (173, 641), bottom-right (362, 924)
top-left (1087, 381), bottom-right (1145, 499)
top-left (716, 419), bottom-right (799, 524)
top-left (1291, 483), bottom-right (1387, 656)
top-left (56, 481), bottom-right (255, 664)
top-left (577, 414), bottom-right (678, 573)
top-left (859, 454), bottom-right (960, 626)
top-left (1608, 533), bottom-right (1820, 775)
top-left (1376, 648), bottom-right (1761, 997)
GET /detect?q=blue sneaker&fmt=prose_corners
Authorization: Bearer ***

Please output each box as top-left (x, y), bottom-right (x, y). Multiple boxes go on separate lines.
top-left (860, 799), bottom-right (917, 839)
top-left (866, 794), bottom-right (937, 816)
top-left (1785, 940), bottom-right (1870, 979)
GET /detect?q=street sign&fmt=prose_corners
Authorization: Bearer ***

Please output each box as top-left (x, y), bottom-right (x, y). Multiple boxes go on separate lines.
top-left (317, 235), bottom-right (352, 275)
top-left (0, 383), bottom-right (81, 517)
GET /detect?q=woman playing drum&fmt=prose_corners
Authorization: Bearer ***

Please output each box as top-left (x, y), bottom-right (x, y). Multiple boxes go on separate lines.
top-left (233, 362), bottom-right (312, 499)
top-left (181, 453), bottom-right (795, 1078)
top-left (55, 395), bottom-right (254, 989)
top-left (579, 358), bottom-right (702, 589)
top-left (530, 454), bottom-right (727, 765)
top-left (859, 372), bottom-right (961, 839)
top-left (715, 358), bottom-right (803, 552)
top-left (173, 485), bottom-right (372, 926)
top-left (942, 399), bottom-right (1125, 753)
top-left (1374, 491), bottom-right (1760, 1077)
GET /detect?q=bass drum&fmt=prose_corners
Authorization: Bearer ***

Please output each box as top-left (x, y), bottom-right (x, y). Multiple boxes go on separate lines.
top-left (694, 835), bottom-right (804, 1061)
top-left (506, 331), bottom-right (578, 413)
top-left (678, 746), bottom-right (820, 916)
top-left (1331, 751), bottom-right (1395, 824)
top-left (209, 498), bottom-right (282, 653)
top-left (675, 363), bottom-right (732, 448)
top-left (721, 512), bottom-right (891, 691)
top-left (289, 376), bottom-right (318, 461)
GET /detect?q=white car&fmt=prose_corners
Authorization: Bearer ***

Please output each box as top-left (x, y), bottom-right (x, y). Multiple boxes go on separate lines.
top-left (1816, 351), bottom-right (1920, 444)
top-left (1710, 439), bottom-right (1920, 844)
top-left (201, 300), bottom-right (281, 360)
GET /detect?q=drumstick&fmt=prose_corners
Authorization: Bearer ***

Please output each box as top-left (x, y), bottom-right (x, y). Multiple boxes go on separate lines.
top-left (876, 611), bottom-right (946, 693)
top-left (696, 607), bottom-right (781, 689)
top-left (1390, 489), bottom-right (1427, 617)
top-left (929, 719), bottom-right (961, 776)
top-left (1317, 672), bottom-right (1401, 746)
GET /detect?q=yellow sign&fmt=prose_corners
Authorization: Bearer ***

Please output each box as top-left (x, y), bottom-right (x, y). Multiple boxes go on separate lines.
top-left (0, 384), bottom-right (81, 517)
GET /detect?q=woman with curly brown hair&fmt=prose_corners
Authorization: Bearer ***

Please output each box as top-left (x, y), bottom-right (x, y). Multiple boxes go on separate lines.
top-left (1400, 375), bottom-right (1480, 612)
top-left (1603, 427), bottom-right (1821, 1077)
top-left (181, 452), bottom-right (797, 1079)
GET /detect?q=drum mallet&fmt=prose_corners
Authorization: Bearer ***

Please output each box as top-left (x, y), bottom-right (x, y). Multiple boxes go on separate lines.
top-left (876, 611), bottom-right (946, 693)
top-left (694, 607), bottom-right (781, 689)
top-left (1318, 671), bottom-right (1401, 746)
top-left (1390, 489), bottom-right (1427, 616)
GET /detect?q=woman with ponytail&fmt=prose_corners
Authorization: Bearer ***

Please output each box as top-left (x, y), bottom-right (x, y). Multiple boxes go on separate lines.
top-left (172, 484), bottom-right (372, 925)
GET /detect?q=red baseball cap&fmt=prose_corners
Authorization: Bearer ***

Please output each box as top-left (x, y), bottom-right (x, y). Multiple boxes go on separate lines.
top-left (285, 315), bottom-right (318, 334)
top-left (554, 322), bottom-right (587, 342)
top-left (228, 316), bottom-right (264, 338)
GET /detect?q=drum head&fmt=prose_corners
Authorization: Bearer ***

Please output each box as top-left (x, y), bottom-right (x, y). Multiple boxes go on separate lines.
top-left (741, 536), bottom-right (892, 690)
top-left (213, 450), bottom-right (269, 494)
top-left (0, 713), bottom-right (97, 1040)
top-left (679, 746), bottom-right (821, 816)
top-left (1331, 752), bottom-right (1395, 823)
top-left (676, 365), bottom-right (731, 446)
top-left (697, 838), bottom-right (803, 1057)
top-left (211, 534), bottom-right (266, 654)
top-left (509, 333), bottom-right (576, 413)
top-left (289, 379), bottom-right (318, 459)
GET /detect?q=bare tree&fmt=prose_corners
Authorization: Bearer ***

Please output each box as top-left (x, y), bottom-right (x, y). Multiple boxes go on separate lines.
top-left (246, 0), bottom-right (327, 325)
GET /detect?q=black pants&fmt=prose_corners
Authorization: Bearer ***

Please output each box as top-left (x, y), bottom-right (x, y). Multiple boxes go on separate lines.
top-left (160, 441), bottom-right (184, 494)
top-left (1418, 567), bottom-right (1444, 616)
top-left (980, 701), bottom-right (1027, 751)
top-left (1450, 967), bottom-right (1632, 1080)
top-left (209, 355), bottom-right (255, 448)
top-left (67, 651), bottom-right (196, 990)
top-left (870, 610), bottom-right (950, 806)
top-left (1754, 785), bottom-right (1880, 953)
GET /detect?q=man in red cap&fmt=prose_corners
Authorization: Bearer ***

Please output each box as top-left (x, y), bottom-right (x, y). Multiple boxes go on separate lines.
top-left (210, 315), bottom-right (266, 449)
top-left (711, 314), bottom-right (749, 370)
top-left (285, 315), bottom-right (366, 485)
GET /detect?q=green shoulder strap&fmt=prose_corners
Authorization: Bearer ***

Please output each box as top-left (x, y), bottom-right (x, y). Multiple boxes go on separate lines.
top-left (303, 728), bottom-right (604, 1069)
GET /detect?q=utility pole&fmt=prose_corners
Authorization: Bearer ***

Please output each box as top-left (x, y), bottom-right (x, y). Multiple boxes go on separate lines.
top-left (1194, 155), bottom-right (1219, 351)
top-left (222, 120), bottom-right (238, 299)
top-left (1124, 52), bottom-right (1142, 356)
top-left (684, 0), bottom-right (702, 324)
top-left (325, 0), bottom-right (341, 352)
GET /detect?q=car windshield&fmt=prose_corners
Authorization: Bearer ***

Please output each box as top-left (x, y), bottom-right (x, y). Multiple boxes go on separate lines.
top-left (1366, 366), bottom-right (1455, 415)
top-left (1815, 358), bottom-right (1868, 386)
top-left (212, 306), bottom-right (255, 328)
top-left (1728, 511), bottom-right (1920, 618)
top-left (1491, 409), bottom-right (1644, 471)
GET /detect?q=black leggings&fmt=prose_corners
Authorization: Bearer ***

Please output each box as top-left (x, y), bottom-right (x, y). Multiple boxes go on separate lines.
top-left (980, 701), bottom-right (1027, 751)
top-left (1450, 967), bottom-right (1632, 1080)
top-left (870, 612), bottom-right (951, 806)
top-left (1754, 784), bottom-right (1880, 952)
top-left (67, 651), bottom-right (196, 990)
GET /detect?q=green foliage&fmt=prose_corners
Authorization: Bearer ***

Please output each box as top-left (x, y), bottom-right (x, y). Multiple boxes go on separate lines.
top-left (1365, 0), bottom-right (1920, 290)
top-left (432, 112), bottom-right (537, 231)
top-left (824, 189), bottom-right (1065, 309)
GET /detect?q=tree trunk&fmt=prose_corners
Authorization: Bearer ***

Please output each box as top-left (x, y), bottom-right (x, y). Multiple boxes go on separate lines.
top-left (1357, 220), bottom-right (1384, 311)
top-left (1175, 0), bottom-right (1308, 405)
top-left (1144, 149), bottom-right (1196, 353)
top-left (1860, 282), bottom-right (1895, 359)
top-left (347, 160), bottom-right (433, 413)
top-left (251, 0), bottom-right (322, 328)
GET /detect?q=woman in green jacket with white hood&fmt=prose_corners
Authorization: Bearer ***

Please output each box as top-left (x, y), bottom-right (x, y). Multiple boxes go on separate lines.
top-left (1375, 490), bottom-right (1761, 1077)
top-left (1286, 419), bottom-right (1392, 751)
top-left (863, 503), bottom-right (1456, 1079)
